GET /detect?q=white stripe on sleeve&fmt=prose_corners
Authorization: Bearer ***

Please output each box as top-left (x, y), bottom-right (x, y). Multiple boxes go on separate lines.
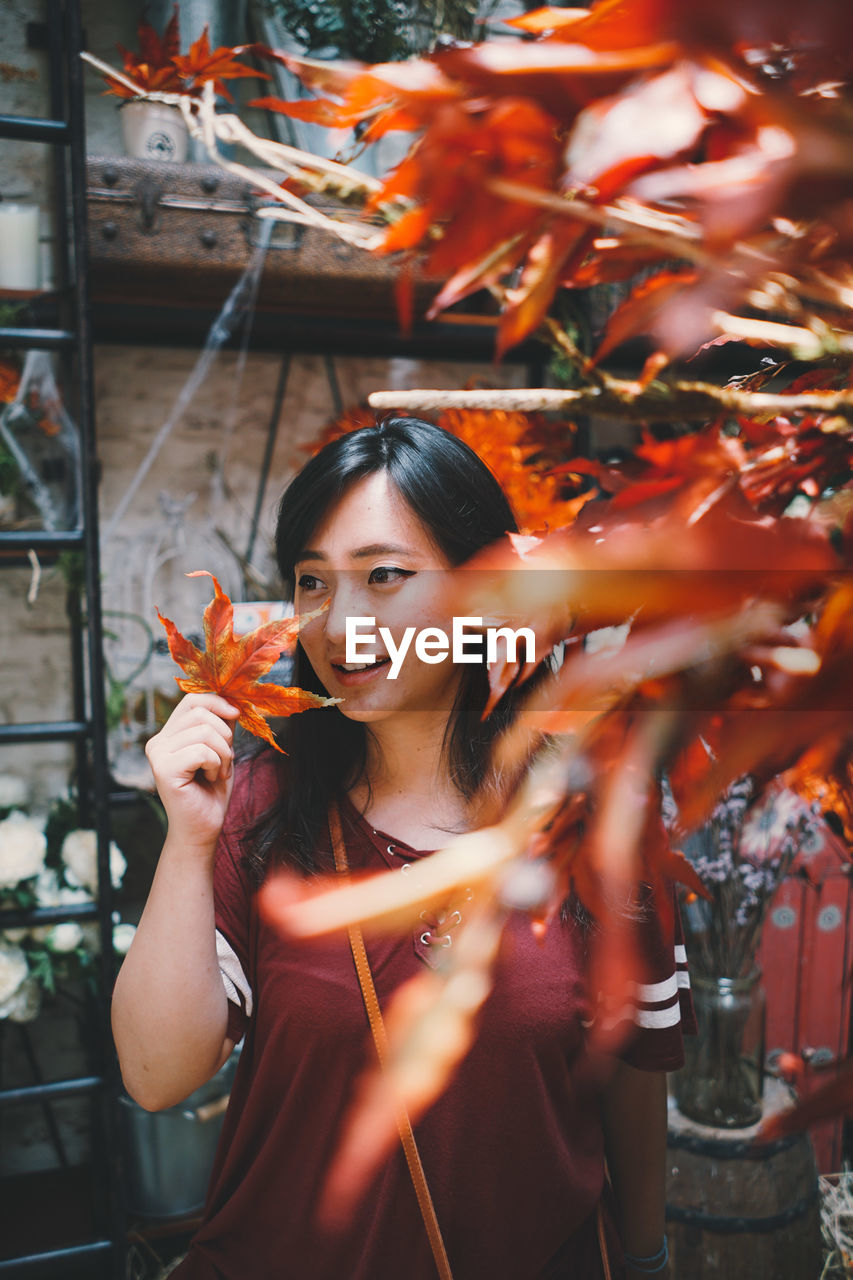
top-left (635, 973), bottom-right (679, 1003)
top-left (635, 1002), bottom-right (682, 1030)
top-left (216, 928), bottom-right (253, 1018)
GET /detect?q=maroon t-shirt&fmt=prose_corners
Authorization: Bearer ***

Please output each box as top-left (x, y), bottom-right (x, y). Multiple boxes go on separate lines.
top-left (172, 754), bottom-right (694, 1280)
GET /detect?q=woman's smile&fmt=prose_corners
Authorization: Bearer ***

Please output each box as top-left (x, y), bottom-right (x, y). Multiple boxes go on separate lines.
top-left (328, 654), bottom-right (392, 686)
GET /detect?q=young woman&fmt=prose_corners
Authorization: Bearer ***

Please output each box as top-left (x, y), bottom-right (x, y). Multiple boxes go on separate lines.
top-left (113, 417), bottom-right (690, 1280)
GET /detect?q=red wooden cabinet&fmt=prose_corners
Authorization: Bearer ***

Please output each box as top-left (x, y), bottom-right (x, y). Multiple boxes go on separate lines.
top-left (757, 824), bottom-right (853, 1173)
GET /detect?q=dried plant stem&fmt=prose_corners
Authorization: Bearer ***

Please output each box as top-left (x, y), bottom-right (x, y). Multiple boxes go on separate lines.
top-left (709, 311), bottom-right (853, 357)
top-left (368, 381), bottom-right (853, 422)
top-left (191, 90), bottom-right (384, 251)
top-left (540, 315), bottom-right (612, 390)
top-left (202, 109), bottom-right (384, 199)
top-left (487, 177), bottom-right (731, 267)
top-left (80, 51), bottom-right (160, 98)
top-left (820, 1172), bottom-right (853, 1279)
top-left (487, 177), bottom-right (853, 333)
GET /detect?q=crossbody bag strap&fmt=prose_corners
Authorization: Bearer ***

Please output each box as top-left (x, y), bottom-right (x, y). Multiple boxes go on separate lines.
top-left (596, 1201), bottom-right (614, 1280)
top-left (328, 802), bottom-right (454, 1280)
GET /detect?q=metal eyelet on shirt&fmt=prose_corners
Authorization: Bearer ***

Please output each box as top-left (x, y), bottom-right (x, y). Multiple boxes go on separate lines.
top-left (420, 930), bottom-right (453, 948)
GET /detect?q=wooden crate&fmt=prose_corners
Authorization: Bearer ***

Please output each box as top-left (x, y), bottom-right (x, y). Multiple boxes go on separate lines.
top-left (85, 155), bottom-right (442, 322)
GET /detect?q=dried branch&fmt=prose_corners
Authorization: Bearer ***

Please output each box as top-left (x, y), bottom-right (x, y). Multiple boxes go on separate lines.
top-left (368, 381), bottom-right (853, 422)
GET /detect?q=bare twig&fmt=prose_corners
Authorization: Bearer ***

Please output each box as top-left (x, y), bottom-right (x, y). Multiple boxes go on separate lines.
top-left (709, 311), bottom-right (853, 357)
top-left (80, 51), bottom-right (183, 102)
top-left (188, 89), bottom-right (383, 251)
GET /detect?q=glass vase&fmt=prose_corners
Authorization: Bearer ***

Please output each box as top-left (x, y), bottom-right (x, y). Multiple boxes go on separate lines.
top-left (674, 969), bottom-right (766, 1128)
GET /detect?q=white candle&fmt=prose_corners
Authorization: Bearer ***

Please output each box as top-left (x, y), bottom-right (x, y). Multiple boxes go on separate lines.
top-left (0, 204), bottom-right (41, 290)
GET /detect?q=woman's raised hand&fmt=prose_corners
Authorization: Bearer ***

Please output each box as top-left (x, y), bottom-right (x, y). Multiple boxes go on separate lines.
top-left (145, 693), bottom-right (241, 854)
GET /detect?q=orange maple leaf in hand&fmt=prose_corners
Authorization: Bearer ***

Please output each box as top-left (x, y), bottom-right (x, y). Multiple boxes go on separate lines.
top-left (156, 570), bottom-right (338, 753)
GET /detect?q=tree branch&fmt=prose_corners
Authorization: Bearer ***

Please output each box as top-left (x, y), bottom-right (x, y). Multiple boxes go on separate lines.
top-left (368, 380), bottom-right (853, 422)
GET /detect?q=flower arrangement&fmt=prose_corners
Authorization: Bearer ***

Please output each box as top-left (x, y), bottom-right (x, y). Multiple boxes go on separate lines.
top-left (0, 776), bottom-right (135, 1023)
top-left (670, 776), bottom-right (822, 979)
top-left (99, 4), bottom-right (267, 103)
top-left (665, 775), bottom-right (824, 1126)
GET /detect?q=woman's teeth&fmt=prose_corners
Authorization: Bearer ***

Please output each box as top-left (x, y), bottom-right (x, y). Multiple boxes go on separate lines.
top-left (336, 656), bottom-right (390, 672)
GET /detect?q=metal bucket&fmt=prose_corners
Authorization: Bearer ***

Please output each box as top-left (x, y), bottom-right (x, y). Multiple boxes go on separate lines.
top-left (118, 1048), bottom-right (240, 1218)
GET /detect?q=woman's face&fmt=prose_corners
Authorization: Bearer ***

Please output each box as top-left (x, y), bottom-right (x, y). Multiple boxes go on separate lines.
top-left (293, 471), bottom-right (464, 725)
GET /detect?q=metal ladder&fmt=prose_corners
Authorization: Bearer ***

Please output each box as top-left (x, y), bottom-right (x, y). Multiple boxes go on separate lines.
top-left (0, 0), bottom-right (123, 1274)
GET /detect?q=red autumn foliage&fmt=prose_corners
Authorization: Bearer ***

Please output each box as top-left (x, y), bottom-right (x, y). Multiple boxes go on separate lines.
top-left (104, 4), bottom-right (268, 102)
top-left (170, 28), bottom-right (269, 104)
top-left (244, 0), bottom-right (853, 1173)
top-left (253, 0), bottom-right (853, 362)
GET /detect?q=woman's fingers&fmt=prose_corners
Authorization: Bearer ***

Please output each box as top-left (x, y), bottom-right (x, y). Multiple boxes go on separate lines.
top-left (146, 696), bottom-right (239, 791)
top-left (168, 743), bottom-right (229, 785)
top-left (160, 725), bottom-right (234, 779)
top-left (143, 694), bottom-right (240, 851)
top-left (160, 695), bottom-right (239, 737)
top-left (159, 714), bottom-right (234, 755)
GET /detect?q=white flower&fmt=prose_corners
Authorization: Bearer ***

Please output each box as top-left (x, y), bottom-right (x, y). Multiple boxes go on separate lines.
top-left (740, 788), bottom-right (810, 862)
top-left (46, 922), bottom-right (84, 953)
top-left (0, 942), bottom-right (29, 1004)
top-left (0, 812), bottom-right (47, 889)
top-left (34, 867), bottom-right (61, 906)
top-left (585, 623), bottom-right (631, 656)
top-left (60, 885), bottom-right (94, 906)
top-left (61, 829), bottom-right (126, 894)
top-left (2, 928), bottom-right (29, 944)
top-left (0, 774), bottom-right (28, 810)
top-left (112, 923), bottom-right (137, 955)
top-left (0, 975), bottom-right (41, 1022)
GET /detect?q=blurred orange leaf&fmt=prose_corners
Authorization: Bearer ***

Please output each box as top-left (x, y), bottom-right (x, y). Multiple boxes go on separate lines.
top-left (0, 360), bottom-right (21, 404)
top-left (759, 1060), bottom-right (853, 1141)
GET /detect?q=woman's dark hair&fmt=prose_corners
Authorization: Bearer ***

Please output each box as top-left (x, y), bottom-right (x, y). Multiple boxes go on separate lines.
top-left (244, 415), bottom-right (534, 879)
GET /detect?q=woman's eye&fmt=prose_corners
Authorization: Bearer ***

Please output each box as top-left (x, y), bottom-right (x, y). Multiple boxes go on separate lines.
top-left (368, 566), bottom-right (414, 585)
top-left (297, 573), bottom-right (326, 592)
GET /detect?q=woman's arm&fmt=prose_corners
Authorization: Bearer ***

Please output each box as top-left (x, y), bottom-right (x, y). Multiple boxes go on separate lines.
top-left (111, 692), bottom-right (241, 1111)
top-left (602, 1061), bottom-right (671, 1279)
